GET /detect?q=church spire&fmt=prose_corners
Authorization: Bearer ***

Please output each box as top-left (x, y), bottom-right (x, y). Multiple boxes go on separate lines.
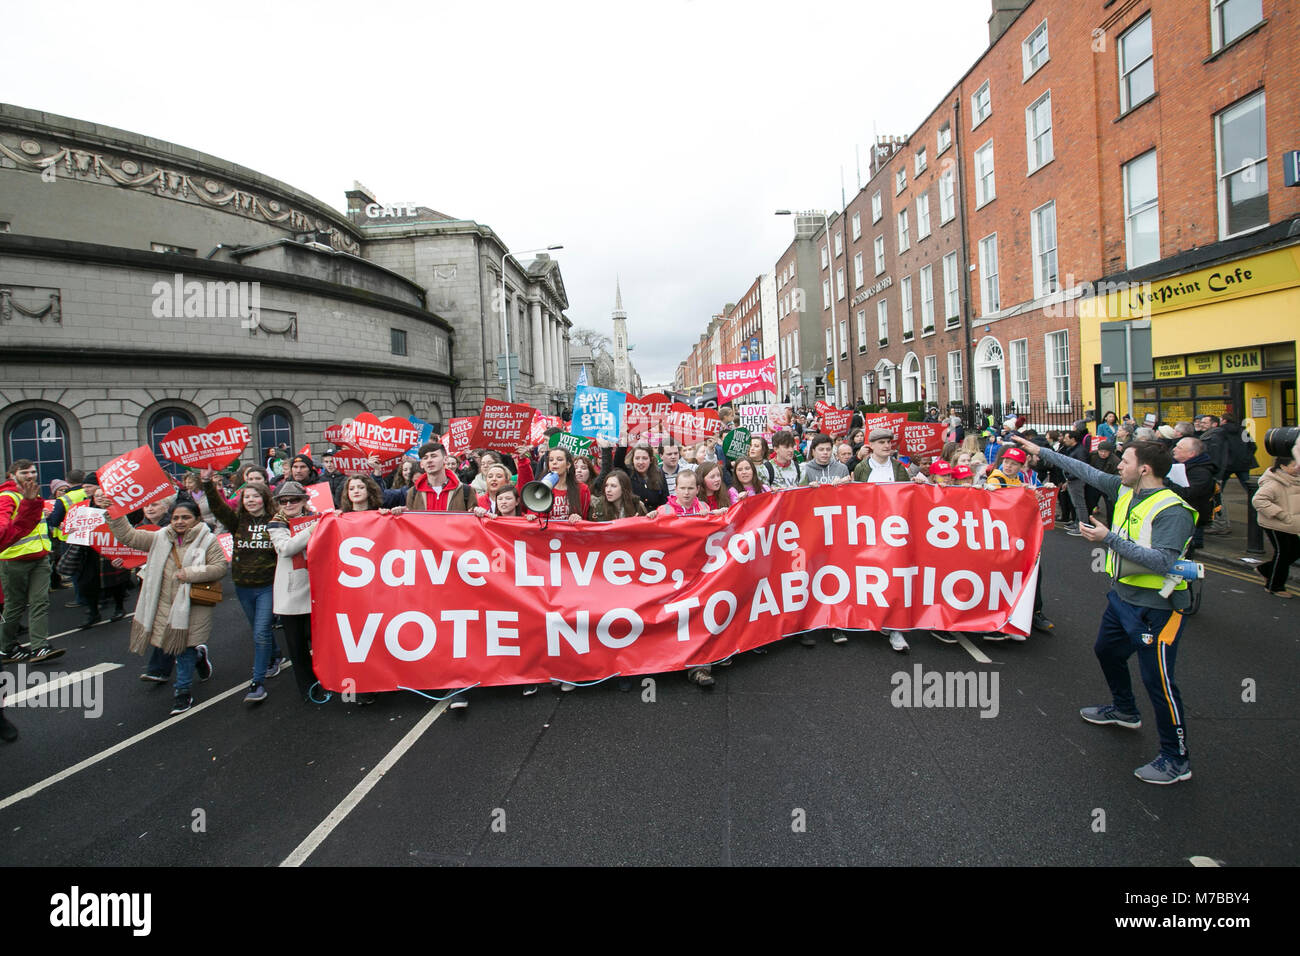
top-left (613, 276), bottom-right (626, 318)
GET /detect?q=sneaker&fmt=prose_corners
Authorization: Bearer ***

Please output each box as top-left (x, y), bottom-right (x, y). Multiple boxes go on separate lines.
top-left (1080, 705), bottom-right (1142, 729)
top-left (931, 630), bottom-right (958, 644)
top-left (1134, 754), bottom-right (1192, 785)
top-left (1032, 612), bottom-right (1055, 633)
top-left (1060, 521), bottom-right (1077, 532)
top-left (448, 692), bottom-right (469, 710)
top-left (110, 608), bottom-right (127, 622)
top-left (243, 682), bottom-right (268, 704)
top-left (27, 646), bottom-right (66, 664)
top-left (983, 632), bottom-right (1010, 642)
top-left (522, 684), bottom-right (539, 696)
top-left (0, 646), bottom-right (32, 665)
top-left (799, 634), bottom-right (816, 647)
top-left (265, 657), bottom-right (283, 679)
top-left (139, 673), bottom-right (168, 683)
top-left (830, 631), bottom-right (848, 644)
top-left (1006, 631), bottom-right (1027, 643)
top-left (169, 693), bottom-right (193, 716)
top-left (78, 614), bottom-right (102, 631)
top-left (64, 601), bottom-right (86, 608)
top-left (195, 645), bottom-right (212, 682)
top-left (558, 682), bottom-right (576, 693)
top-left (888, 631), bottom-right (909, 653)
top-left (688, 668), bottom-right (715, 689)
top-left (1065, 526), bottom-right (1084, 537)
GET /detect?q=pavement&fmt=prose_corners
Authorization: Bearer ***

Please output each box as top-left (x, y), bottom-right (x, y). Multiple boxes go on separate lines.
top-left (1193, 479), bottom-right (1298, 586)
top-left (0, 530), bottom-right (1296, 867)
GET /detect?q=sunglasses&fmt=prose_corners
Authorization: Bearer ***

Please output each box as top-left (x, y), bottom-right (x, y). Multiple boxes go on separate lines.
top-left (278, 497), bottom-right (306, 504)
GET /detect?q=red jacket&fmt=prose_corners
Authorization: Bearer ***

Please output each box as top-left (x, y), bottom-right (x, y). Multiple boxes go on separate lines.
top-left (405, 469), bottom-right (486, 512)
top-left (0, 479), bottom-right (46, 554)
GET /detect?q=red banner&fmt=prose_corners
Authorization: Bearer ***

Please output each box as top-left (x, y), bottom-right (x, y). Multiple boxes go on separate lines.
top-left (864, 412), bottom-right (908, 437)
top-left (99, 447), bottom-right (177, 519)
top-left (349, 414), bottom-right (421, 461)
top-left (1031, 486), bottom-right (1058, 529)
top-left (898, 422), bottom-right (947, 457)
top-left (471, 400), bottom-right (535, 452)
top-left (304, 481), bottom-right (335, 514)
top-left (820, 409), bottom-right (853, 437)
top-left (88, 523), bottom-right (159, 569)
top-left (715, 358), bottom-right (777, 402)
top-left (158, 417), bottom-right (251, 470)
top-left (307, 484), bottom-right (1043, 692)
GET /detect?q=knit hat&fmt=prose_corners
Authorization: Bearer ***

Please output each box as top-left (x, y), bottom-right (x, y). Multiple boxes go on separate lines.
top-left (289, 454), bottom-right (315, 470)
top-left (49, 478), bottom-right (72, 496)
top-left (1157, 424), bottom-right (1178, 440)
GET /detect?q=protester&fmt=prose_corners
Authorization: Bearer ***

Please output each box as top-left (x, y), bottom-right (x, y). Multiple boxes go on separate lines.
top-left (0, 467), bottom-right (44, 741)
top-left (603, 441), bottom-right (668, 511)
top-left (202, 468), bottom-right (283, 704)
top-left (470, 464), bottom-right (517, 517)
top-left (266, 481), bottom-right (326, 700)
top-left (572, 454), bottom-right (597, 490)
top-left (181, 472), bottom-right (217, 529)
top-left (767, 431), bottom-right (804, 489)
top-left (659, 442), bottom-right (695, 496)
top-left (0, 459), bottom-right (60, 665)
top-left (272, 454), bottom-right (318, 493)
top-left (981, 446), bottom-right (1055, 637)
top-left (588, 470), bottom-right (648, 522)
top-left (406, 442), bottom-right (481, 512)
top-left (729, 458), bottom-right (767, 499)
top-left (1252, 453), bottom-right (1299, 598)
top-left (852, 429), bottom-right (911, 483)
top-left (1171, 438), bottom-right (1216, 554)
top-left (99, 495), bottom-right (225, 716)
top-left (802, 434), bottom-right (851, 485)
top-left (696, 462), bottom-right (738, 512)
top-left (538, 447), bottom-right (590, 522)
top-left (1098, 412), bottom-right (1119, 442)
top-left (1220, 417), bottom-right (1258, 495)
top-left (389, 458), bottom-right (419, 492)
top-left (1010, 435), bottom-right (1197, 785)
top-left (320, 449), bottom-right (350, 507)
top-left (655, 468), bottom-right (709, 517)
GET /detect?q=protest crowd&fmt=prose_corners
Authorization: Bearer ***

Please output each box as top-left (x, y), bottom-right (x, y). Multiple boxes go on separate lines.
top-left (4, 384), bottom-right (1297, 787)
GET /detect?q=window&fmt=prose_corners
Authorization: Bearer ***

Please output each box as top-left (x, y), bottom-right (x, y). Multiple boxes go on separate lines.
top-left (974, 141), bottom-right (996, 206)
top-left (854, 252), bottom-right (864, 288)
top-left (901, 277), bottom-right (914, 339)
top-left (1022, 20), bottom-right (1049, 79)
top-left (895, 168), bottom-right (906, 195)
top-left (926, 355), bottom-right (938, 403)
top-left (857, 310), bottom-right (867, 352)
top-left (916, 194), bottom-right (931, 239)
top-left (1216, 90), bottom-right (1268, 239)
top-left (1030, 201), bottom-right (1059, 298)
top-left (1011, 338), bottom-right (1030, 409)
top-left (836, 267), bottom-right (846, 300)
top-left (937, 123), bottom-right (951, 154)
top-left (979, 234), bottom-right (1000, 314)
top-left (943, 252), bottom-right (960, 323)
top-left (822, 279), bottom-right (830, 310)
top-left (825, 328), bottom-right (833, 359)
top-left (820, 244), bottom-right (829, 269)
top-left (872, 191), bottom-right (882, 223)
top-left (915, 147), bottom-right (927, 176)
top-left (4, 410), bottom-right (70, 495)
top-left (1212, 0), bottom-right (1263, 52)
top-left (851, 212), bottom-right (861, 241)
top-left (877, 300), bottom-right (889, 344)
top-left (939, 169), bottom-right (955, 223)
top-left (920, 265), bottom-right (935, 331)
top-left (1026, 91), bottom-right (1053, 172)
top-left (948, 351), bottom-right (964, 402)
top-left (1124, 150), bottom-right (1160, 268)
top-left (971, 80), bottom-right (991, 127)
top-left (839, 319), bottom-right (848, 359)
top-left (897, 210), bottom-right (910, 252)
top-left (834, 232), bottom-right (843, 257)
top-left (148, 408), bottom-right (196, 480)
top-left (1119, 15), bottom-right (1154, 113)
top-left (1046, 331), bottom-right (1071, 407)
top-left (257, 408), bottom-right (294, 461)
top-left (874, 235), bottom-right (886, 275)
top-left (390, 328), bottom-right (408, 356)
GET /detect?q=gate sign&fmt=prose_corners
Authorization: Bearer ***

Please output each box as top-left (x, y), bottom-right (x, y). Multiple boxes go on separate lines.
top-left (159, 417), bottom-right (251, 470)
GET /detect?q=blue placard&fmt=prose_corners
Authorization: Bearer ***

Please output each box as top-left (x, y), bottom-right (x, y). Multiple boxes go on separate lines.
top-left (572, 386), bottom-right (625, 442)
top-left (406, 416), bottom-right (436, 456)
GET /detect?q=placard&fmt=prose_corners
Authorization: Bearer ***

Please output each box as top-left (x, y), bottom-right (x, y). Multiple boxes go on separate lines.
top-left (98, 447), bottom-right (177, 519)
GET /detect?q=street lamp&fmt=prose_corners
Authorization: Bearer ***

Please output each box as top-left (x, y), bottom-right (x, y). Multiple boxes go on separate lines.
top-left (499, 244), bottom-right (563, 402)
top-left (775, 209), bottom-right (841, 406)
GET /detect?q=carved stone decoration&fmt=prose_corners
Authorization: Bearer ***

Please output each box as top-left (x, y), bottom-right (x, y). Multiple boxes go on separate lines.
top-left (248, 307), bottom-right (297, 340)
top-left (0, 286), bottom-right (62, 324)
top-left (0, 132), bottom-right (361, 256)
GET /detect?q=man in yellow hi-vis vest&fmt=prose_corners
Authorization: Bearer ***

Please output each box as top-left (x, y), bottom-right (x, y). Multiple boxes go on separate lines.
top-left (1008, 434), bottom-right (1196, 785)
top-left (1, 459), bottom-right (64, 665)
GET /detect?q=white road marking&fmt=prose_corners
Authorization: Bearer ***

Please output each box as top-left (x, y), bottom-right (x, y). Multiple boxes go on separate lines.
top-left (280, 700), bottom-right (448, 867)
top-left (1189, 855), bottom-right (1220, 867)
top-left (955, 634), bottom-right (992, 664)
top-left (4, 662), bottom-right (123, 705)
top-left (0, 678), bottom-right (249, 813)
top-left (47, 613), bottom-right (135, 641)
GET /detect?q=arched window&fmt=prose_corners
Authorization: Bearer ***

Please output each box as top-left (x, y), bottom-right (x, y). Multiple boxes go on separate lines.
top-left (148, 408), bottom-right (196, 480)
top-left (257, 407), bottom-right (294, 466)
top-left (4, 410), bottom-right (70, 496)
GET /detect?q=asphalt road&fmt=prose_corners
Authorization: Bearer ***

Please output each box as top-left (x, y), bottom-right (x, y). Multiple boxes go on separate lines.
top-left (1, 530), bottom-right (1296, 867)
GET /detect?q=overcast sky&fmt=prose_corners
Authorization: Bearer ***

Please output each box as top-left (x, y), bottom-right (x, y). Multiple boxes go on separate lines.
top-left (6, 0), bottom-right (992, 387)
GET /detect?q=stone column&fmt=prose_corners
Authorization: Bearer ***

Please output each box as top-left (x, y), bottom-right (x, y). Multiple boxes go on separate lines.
top-left (546, 314), bottom-right (558, 390)
top-left (530, 300), bottom-right (545, 391)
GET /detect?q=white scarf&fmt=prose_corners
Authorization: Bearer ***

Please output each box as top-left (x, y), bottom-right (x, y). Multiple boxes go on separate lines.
top-left (130, 523), bottom-right (215, 655)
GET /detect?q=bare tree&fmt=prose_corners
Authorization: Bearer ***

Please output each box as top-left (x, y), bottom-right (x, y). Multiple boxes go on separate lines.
top-left (571, 326), bottom-right (613, 355)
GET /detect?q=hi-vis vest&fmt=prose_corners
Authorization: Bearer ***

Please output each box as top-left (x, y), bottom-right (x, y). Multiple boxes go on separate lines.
top-left (1105, 487), bottom-right (1196, 591)
top-left (0, 490), bottom-right (53, 559)
top-left (50, 487), bottom-right (88, 542)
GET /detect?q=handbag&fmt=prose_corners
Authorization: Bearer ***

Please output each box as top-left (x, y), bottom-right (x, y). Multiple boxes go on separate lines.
top-left (173, 543), bottom-right (223, 606)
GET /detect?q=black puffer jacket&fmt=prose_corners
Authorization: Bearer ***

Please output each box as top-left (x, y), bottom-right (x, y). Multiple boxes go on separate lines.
top-left (1222, 420), bottom-right (1258, 474)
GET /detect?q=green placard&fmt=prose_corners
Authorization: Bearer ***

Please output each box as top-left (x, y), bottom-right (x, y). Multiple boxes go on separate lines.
top-left (549, 431), bottom-right (594, 456)
top-left (721, 428), bottom-right (751, 460)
